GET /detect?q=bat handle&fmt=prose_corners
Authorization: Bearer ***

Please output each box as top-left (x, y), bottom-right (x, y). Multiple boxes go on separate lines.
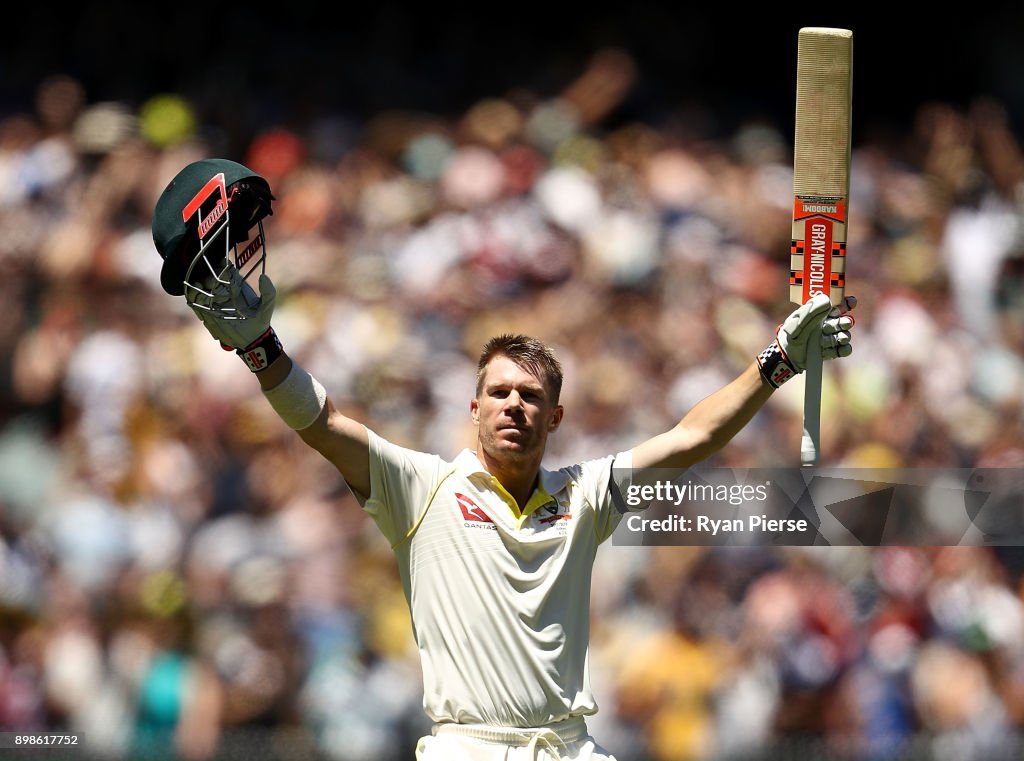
top-left (801, 344), bottom-right (823, 466)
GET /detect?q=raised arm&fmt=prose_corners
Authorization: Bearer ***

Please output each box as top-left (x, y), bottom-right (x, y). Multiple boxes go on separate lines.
top-left (630, 294), bottom-right (856, 471)
top-left (630, 363), bottom-right (772, 471)
top-left (192, 270), bottom-right (373, 500)
top-left (257, 353), bottom-right (372, 499)
top-left (152, 158), bottom-right (373, 500)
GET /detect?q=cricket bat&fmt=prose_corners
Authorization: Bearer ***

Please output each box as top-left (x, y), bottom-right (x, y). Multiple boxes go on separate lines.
top-left (790, 27), bottom-right (853, 466)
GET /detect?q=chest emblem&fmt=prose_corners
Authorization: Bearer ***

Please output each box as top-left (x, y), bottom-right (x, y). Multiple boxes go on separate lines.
top-left (537, 500), bottom-right (572, 525)
top-left (456, 492), bottom-right (495, 528)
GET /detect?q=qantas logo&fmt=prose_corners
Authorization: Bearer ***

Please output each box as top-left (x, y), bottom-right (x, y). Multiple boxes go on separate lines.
top-left (456, 493), bottom-right (494, 527)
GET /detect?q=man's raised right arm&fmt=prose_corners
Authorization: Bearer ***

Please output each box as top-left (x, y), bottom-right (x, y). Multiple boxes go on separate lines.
top-left (190, 268), bottom-right (373, 500)
top-left (254, 353), bottom-right (372, 499)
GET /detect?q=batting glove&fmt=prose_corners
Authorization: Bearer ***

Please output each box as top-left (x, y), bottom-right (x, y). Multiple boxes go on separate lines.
top-left (757, 293), bottom-right (856, 388)
top-left (190, 266), bottom-right (277, 350)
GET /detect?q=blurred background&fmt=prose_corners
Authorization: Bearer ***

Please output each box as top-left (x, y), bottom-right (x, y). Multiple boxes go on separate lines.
top-left (3, 5), bottom-right (1024, 760)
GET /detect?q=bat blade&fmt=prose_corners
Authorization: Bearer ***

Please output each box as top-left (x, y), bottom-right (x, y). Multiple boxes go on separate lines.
top-left (791, 27), bottom-right (853, 467)
top-left (790, 27), bottom-right (853, 308)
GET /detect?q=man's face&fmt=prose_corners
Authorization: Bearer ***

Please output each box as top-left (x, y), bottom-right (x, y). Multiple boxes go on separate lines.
top-left (471, 355), bottom-right (563, 463)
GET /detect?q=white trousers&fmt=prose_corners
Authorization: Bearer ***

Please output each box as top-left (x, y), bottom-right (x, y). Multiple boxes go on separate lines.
top-left (415, 717), bottom-right (618, 761)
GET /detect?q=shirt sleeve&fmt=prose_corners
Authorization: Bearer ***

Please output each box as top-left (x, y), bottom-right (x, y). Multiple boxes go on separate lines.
top-left (571, 449), bottom-right (635, 544)
top-left (357, 428), bottom-right (452, 547)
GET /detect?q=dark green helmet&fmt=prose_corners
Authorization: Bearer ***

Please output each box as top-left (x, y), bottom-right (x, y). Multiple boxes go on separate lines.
top-left (152, 158), bottom-right (274, 296)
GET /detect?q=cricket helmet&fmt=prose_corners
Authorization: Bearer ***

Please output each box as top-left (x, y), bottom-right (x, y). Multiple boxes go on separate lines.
top-left (152, 158), bottom-right (274, 298)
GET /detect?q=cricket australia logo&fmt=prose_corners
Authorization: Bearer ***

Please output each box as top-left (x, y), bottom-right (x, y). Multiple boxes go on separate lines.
top-left (537, 499), bottom-right (572, 528)
top-left (456, 493), bottom-right (496, 530)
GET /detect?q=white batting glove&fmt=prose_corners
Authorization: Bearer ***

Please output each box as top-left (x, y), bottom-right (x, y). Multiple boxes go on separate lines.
top-left (757, 293), bottom-right (856, 388)
top-left (190, 266), bottom-right (277, 350)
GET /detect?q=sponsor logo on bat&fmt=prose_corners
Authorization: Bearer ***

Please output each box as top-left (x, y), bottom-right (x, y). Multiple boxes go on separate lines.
top-left (792, 196), bottom-right (846, 224)
top-left (807, 221), bottom-right (829, 297)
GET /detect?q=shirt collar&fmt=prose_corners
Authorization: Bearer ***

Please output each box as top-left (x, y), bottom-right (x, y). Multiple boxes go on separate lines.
top-left (453, 449), bottom-right (572, 495)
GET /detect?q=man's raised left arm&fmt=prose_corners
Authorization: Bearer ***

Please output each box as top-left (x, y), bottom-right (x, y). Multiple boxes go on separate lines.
top-left (630, 293), bottom-right (856, 471)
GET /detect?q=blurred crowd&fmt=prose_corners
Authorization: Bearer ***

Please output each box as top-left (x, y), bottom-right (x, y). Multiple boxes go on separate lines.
top-left (2, 48), bottom-right (1024, 761)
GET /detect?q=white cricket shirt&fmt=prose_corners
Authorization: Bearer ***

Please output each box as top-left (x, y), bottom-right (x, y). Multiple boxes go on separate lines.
top-left (357, 428), bottom-right (632, 728)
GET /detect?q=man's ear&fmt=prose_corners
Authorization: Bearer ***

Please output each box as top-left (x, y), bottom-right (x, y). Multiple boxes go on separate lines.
top-left (549, 405), bottom-right (564, 432)
top-left (470, 398), bottom-right (480, 425)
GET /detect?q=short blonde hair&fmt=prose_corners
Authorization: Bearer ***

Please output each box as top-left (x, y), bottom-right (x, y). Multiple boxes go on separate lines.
top-left (475, 334), bottom-right (563, 402)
